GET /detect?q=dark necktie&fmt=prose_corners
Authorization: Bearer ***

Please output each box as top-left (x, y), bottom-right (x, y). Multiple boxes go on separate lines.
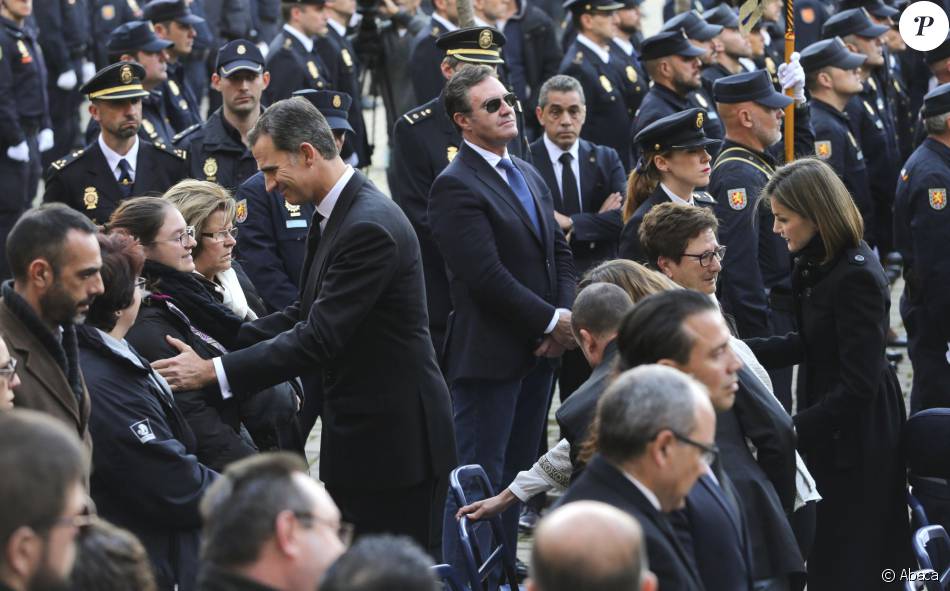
top-left (117, 158), bottom-right (134, 198)
top-left (559, 152), bottom-right (580, 215)
top-left (497, 158), bottom-right (540, 234)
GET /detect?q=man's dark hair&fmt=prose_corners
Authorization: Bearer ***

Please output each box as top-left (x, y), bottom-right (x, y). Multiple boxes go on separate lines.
top-left (320, 535), bottom-right (439, 591)
top-left (443, 64), bottom-right (497, 133)
top-left (6, 204), bottom-right (98, 281)
top-left (200, 452), bottom-right (314, 568)
top-left (572, 283), bottom-right (633, 338)
top-left (617, 289), bottom-right (718, 371)
top-left (638, 201), bottom-right (719, 268)
top-left (249, 97), bottom-right (338, 160)
top-left (0, 409), bottom-right (86, 565)
top-left (87, 233), bottom-right (146, 332)
top-left (69, 519), bottom-right (157, 591)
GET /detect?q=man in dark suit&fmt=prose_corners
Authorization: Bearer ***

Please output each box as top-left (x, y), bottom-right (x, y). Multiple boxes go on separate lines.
top-left (529, 73), bottom-right (624, 401)
top-left (151, 97), bottom-right (456, 554)
top-left (428, 65), bottom-right (576, 557)
top-left (43, 62), bottom-right (188, 225)
top-left (558, 363), bottom-right (715, 591)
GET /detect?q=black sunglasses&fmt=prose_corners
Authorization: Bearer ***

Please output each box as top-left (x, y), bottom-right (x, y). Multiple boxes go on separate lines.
top-left (481, 92), bottom-right (518, 114)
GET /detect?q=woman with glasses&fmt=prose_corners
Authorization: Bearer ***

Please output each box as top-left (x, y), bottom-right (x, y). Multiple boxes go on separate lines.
top-left (106, 196), bottom-right (259, 471)
top-left (748, 158), bottom-right (911, 589)
top-left (618, 108), bottom-right (720, 262)
top-left (77, 232), bottom-right (216, 591)
top-left (0, 334), bottom-right (21, 410)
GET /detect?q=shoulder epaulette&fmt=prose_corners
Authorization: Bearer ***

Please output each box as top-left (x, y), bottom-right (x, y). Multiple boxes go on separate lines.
top-left (172, 123), bottom-right (201, 144)
top-left (151, 140), bottom-right (187, 160)
top-left (573, 51), bottom-right (584, 64)
top-left (48, 148), bottom-right (85, 173)
top-left (694, 191), bottom-right (716, 204)
top-left (402, 105), bottom-right (435, 126)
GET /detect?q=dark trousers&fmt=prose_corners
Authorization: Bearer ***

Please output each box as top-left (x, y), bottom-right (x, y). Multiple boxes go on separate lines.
top-left (0, 141), bottom-right (32, 280)
top-left (902, 294), bottom-right (950, 412)
top-left (442, 359), bottom-right (555, 570)
top-left (41, 82), bottom-right (83, 170)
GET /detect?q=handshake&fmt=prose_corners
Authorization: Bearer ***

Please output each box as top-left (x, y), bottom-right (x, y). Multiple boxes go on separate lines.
top-left (535, 309), bottom-right (576, 358)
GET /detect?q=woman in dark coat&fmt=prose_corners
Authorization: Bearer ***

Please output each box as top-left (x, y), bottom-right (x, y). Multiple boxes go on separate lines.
top-left (747, 158), bottom-right (912, 590)
top-left (80, 232), bottom-right (217, 591)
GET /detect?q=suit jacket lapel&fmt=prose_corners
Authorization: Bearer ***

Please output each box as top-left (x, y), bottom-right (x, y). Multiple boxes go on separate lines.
top-left (699, 472), bottom-right (745, 544)
top-left (579, 140), bottom-right (597, 211)
top-left (532, 143), bottom-right (562, 210)
top-left (133, 143), bottom-right (154, 193)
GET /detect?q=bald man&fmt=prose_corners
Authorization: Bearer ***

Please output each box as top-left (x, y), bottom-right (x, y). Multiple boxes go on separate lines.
top-left (528, 500), bottom-right (657, 591)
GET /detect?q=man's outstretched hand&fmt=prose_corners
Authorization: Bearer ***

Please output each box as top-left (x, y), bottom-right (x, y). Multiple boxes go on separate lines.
top-left (151, 335), bottom-right (217, 391)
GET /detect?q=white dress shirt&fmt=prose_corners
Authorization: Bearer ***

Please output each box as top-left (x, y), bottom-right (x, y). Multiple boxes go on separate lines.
top-left (622, 470), bottom-right (663, 512)
top-left (660, 182), bottom-right (694, 206)
top-left (576, 33), bottom-right (611, 64)
top-left (612, 35), bottom-right (634, 56)
top-left (283, 23), bottom-right (314, 53)
top-left (327, 18), bottom-right (347, 38)
top-left (542, 134), bottom-right (581, 212)
top-left (98, 134), bottom-right (139, 183)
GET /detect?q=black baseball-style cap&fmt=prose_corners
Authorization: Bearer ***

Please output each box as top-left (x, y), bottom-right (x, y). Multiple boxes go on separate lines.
top-left (821, 7), bottom-right (889, 39)
top-left (436, 27), bottom-right (506, 64)
top-left (922, 83), bottom-right (950, 118)
top-left (216, 40), bottom-right (265, 77)
top-left (838, 0), bottom-right (898, 19)
top-left (81, 62), bottom-right (151, 100)
top-left (640, 29), bottom-right (708, 61)
top-left (293, 90), bottom-right (354, 133)
top-left (634, 108), bottom-right (721, 152)
top-left (713, 70), bottom-right (795, 109)
top-left (662, 11), bottom-right (723, 41)
top-left (926, 35), bottom-right (950, 65)
top-left (107, 20), bottom-right (174, 54)
top-left (703, 4), bottom-right (740, 29)
top-left (142, 0), bottom-right (205, 25)
top-left (800, 37), bottom-right (867, 72)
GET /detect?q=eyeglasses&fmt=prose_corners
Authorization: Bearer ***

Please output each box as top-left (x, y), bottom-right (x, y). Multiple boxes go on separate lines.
top-left (481, 92), bottom-right (518, 114)
top-left (671, 431), bottom-right (720, 466)
top-left (201, 227), bottom-right (239, 242)
top-left (151, 226), bottom-right (195, 247)
top-left (42, 499), bottom-right (98, 534)
top-left (681, 245), bottom-right (726, 267)
top-left (0, 357), bottom-right (16, 378)
top-left (293, 512), bottom-right (355, 547)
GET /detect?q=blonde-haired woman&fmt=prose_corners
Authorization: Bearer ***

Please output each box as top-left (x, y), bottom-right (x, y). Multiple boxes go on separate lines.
top-left (748, 158), bottom-right (911, 589)
top-left (618, 108), bottom-right (719, 262)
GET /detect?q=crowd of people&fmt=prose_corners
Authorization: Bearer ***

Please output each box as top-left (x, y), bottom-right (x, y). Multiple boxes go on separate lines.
top-left (3, 0), bottom-right (950, 588)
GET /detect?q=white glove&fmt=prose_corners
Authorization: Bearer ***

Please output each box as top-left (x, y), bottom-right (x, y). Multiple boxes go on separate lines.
top-left (6, 141), bottom-right (29, 163)
top-left (257, 41), bottom-right (269, 58)
top-left (777, 52), bottom-right (806, 104)
top-left (81, 61), bottom-right (96, 84)
top-left (56, 69), bottom-right (78, 91)
top-left (38, 128), bottom-right (54, 152)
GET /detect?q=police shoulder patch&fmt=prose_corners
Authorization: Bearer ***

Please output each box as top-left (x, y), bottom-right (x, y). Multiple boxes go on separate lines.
top-left (130, 419), bottom-right (156, 443)
top-left (48, 148), bottom-right (85, 173)
top-left (235, 199), bottom-right (248, 224)
top-left (172, 123), bottom-right (201, 144)
top-left (727, 188), bottom-right (748, 210)
top-left (929, 188), bottom-right (947, 211)
top-left (815, 140), bottom-right (831, 160)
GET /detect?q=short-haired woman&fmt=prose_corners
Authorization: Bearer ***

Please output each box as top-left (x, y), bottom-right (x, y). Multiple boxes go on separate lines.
top-left (748, 158), bottom-right (911, 589)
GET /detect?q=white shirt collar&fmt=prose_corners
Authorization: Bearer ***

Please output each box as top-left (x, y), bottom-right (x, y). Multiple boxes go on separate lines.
top-left (327, 18), bottom-right (346, 37)
top-left (473, 15), bottom-right (493, 27)
top-left (316, 165), bottom-right (356, 227)
top-left (542, 133), bottom-right (578, 166)
top-left (621, 469), bottom-right (663, 512)
top-left (660, 182), bottom-right (694, 206)
top-left (431, 13), bottom-right (458, 32)
top-left (283, 23), bottom-right (314, 53)
top-left (98, 134), bottom-right (139, 180)
top-left (612, 36), bottom-right (633, 56)
top-left (463, 139), bottom-right (508, 170)
top-left (577, 33), bottom-right (610, 64)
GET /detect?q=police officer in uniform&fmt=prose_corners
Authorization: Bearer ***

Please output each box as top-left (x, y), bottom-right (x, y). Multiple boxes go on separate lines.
top-left (391, 27), bottom-right (527, 357)
top-left (90, 0), bottom-right (143, 69)
top-left (709, 69), bottom-right (814, 411)
top-left (143, 0), bottom-right (205, 132)
top-left (633, 30), bottom-right (722, 160)
top-left (264, 0), bottom-right (334, 103)
top-left (43, 62), bottom-right (187, 224)
top-left (801, 37), bottom-right (875, 244)
top-left (175, 40), bottom-right (268, 191)
top-left (894, 84), bottom-right (950, 412)
top-left (700, 5), bottom-right (754, 96)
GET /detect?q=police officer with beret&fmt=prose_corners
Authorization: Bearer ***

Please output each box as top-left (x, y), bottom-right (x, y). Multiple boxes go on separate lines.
top-left (175, 40), bottom-right (269, 191)
top-left (143, 0), bottom-right (205, 132)
top-left (0, 0), bottom-right (52, 254)
top-left (633, 30), bottom-right (722, 162)
top-left (391, 27), bottom-right (528, 357)
top-left (801, 37), bottom-right (875, 244)
top-left (264, 0), bottom-right (335, 104)
top-left (823, 8), bottom-right (899, 253)
top-left (43, 62), bottom-right (188, 224)
top-left (709, 69), bottom-right (814, 411)
top-left (894, 84), bottom-right (950, 412)
top-left (96, 20), bottom-right (177, 145)
top-left (559, 0), bottom-right (636, 170)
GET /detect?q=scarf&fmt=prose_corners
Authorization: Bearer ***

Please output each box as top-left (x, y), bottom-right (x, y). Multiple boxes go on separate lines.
top-left (1, 281), bottom-right (84, 407)
top-left (209, 267), bottom-right (256, 321)
top-left (141, 260), bottom-right (244, 350)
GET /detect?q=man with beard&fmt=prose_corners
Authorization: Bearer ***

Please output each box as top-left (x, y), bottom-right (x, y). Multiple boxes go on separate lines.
top-left (699, 5), bottom-right (754, 96)
top-left (43, 62), bottom-right (187, 225)
top-left (175, 40), bottom-right (270, 191)
top-left (0, 206), bottom-right (103, 457)
top-left (0, 409), bottom-right (89, 591)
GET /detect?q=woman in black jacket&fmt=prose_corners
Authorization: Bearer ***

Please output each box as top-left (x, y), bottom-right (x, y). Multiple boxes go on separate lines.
top-left (748, 158), bottom-right (911, 590)
top-left (80, 232), bottom-right (217, 591)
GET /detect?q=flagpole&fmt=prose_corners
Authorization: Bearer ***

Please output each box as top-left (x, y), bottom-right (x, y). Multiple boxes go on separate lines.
top-left (784, 0), bottom-right (795, 163)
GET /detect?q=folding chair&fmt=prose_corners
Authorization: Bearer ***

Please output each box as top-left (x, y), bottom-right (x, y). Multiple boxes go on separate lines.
top-left (450, 465), bottom-right (522, 591)
top-left (905, 409), bottom-right (950, 536)
top-left (432, 563), bottom-right (468, 591)
top-left (911, 489), bottom-right (933, 531)
top-left (913, 525), bottom-right (950, 591)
